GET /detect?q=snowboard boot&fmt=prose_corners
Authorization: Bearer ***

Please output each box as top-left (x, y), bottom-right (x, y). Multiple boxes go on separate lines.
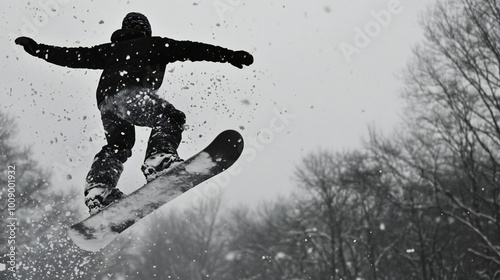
top-left (141, 152), bottom-right (183, 182)
top-left (85, 185), bottom-right (124, 215)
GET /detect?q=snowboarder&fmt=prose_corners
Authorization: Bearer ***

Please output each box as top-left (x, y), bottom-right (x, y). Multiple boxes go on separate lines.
top-left (15, 12), bottom-right (253, 214)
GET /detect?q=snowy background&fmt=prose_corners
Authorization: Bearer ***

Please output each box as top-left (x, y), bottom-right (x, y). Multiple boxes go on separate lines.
top-left (0, 0), bottom-right (453, 279)
top-left (2, 0), bottom-right (433, 209)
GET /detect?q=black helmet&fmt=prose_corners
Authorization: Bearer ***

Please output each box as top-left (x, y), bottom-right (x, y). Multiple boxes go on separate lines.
top-left (122, 12), bottom-right (152, 37)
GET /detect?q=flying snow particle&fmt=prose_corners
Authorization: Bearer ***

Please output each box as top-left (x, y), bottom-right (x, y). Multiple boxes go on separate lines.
top-left (79, 257), bottom-right (91, 266)
top-left (275, 252), bottom-right (286, 259)
top-left (225, 252), bottom-right (237, 261)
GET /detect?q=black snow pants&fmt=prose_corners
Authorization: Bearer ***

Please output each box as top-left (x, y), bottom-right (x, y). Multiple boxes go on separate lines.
top-left (85, 88), bottom-right (185, 195)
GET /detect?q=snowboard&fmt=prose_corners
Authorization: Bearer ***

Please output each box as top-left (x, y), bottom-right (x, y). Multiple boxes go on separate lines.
top-left (68, 129), bottom-right (244, 252)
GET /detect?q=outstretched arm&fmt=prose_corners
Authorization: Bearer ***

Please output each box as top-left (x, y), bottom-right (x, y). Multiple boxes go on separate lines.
top-left (15, 37), bottom-right (107, 69)
top-left (169, 39), bottom-right (253, 69)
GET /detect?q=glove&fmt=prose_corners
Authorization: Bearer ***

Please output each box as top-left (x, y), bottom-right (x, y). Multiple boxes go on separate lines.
top-left (15, 37), bottom-right (39, 56)
top-left (229, 50), bottom-right (253, 69)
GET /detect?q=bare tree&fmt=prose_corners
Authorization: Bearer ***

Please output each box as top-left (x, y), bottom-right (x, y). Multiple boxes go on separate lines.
top-left (293, 150), bottom-right (411, 279)
top-left (366, 0), bottom-right (500, 277)
top-left (294, 151), bottom-right (357, 280)
top-left (0, 111), bottom-right (98, 280)
top-left (221, 150), bottom-right (416, 279)
top-left (225, 197), bottom-right (333, 280)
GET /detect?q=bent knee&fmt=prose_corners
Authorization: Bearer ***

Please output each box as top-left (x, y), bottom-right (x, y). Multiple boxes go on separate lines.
top-left (174, 110), bottom-right (186, 125)
top-left (165, 109), bottom-right (185, 126)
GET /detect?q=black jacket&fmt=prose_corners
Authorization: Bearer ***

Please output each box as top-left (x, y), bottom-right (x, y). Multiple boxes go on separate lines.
top-left (27, 29), bottom-right (248, 106)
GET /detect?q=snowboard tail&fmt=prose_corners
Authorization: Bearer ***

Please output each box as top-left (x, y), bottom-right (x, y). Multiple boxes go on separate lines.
top-left (68, 130), bottom-right (243, 252)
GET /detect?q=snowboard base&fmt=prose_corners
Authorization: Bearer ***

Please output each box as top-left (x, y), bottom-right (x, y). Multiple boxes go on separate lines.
top-left (68, 130), bottom-right (244, 252)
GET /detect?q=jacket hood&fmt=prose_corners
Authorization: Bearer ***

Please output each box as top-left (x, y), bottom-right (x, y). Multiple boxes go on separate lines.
top-left (122, 12), bottom-right (151, 37)
top-left (110, 12), bottom-right (152, 43)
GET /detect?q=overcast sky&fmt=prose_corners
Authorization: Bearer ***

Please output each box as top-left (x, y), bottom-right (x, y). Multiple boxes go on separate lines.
top-left (1, 0), bottom-right (435, 212)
